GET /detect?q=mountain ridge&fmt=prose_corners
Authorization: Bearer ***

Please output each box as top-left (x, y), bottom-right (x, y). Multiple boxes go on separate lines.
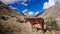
top-left (38, 3), bottom-right (60, 19)
top-left (0, 1), bottom-right (25, 20)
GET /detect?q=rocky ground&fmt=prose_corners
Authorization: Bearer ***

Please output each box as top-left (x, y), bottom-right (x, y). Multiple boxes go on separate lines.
top-left (0, 17), bottom-right (60, 34)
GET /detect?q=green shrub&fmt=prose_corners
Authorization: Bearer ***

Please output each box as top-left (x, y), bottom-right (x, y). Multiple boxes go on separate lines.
top-left (0, 15), bottom-right (10, 20)
top-left (16, 19), bottom-right (24, 23)
top-left (0, 29), bottom-right (12, 34)
top-left (45, 17), bottom-right (57, 30)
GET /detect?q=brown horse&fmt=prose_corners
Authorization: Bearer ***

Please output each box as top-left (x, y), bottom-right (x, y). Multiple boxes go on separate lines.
top-left (24, 17), bottom-right (44, 31)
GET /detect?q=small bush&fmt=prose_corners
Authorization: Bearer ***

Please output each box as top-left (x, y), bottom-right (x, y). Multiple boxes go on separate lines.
top-left (45, 17), bottom-right (57, 31)
top-left (16, 19), bottom-right (24, 23)
top-left (0, 29), bottom-right (12, 34)
top-left (0, 15), bottom-right (10, 20)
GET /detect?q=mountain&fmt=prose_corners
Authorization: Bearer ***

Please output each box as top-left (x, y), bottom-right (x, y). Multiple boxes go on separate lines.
top-left (38, 3), bottom-right (60, 19)
top-left (35, 10), bottom-right (45, 17)
top-left (0, 1), bottom-right (26, 34)
top-left (38, 3), bottom-right (60, 28)
top-left (0, 1), bottom-right (25, 20)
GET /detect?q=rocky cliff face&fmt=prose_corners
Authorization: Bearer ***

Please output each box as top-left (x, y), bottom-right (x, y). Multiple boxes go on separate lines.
top-left (38, 3), bottom-right (60, 19)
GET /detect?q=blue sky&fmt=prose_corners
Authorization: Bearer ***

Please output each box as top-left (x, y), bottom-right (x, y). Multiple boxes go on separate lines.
top-left (7, 0), bottom-right (48, 16)
top-left (1, 0), bottom-right (60, 16)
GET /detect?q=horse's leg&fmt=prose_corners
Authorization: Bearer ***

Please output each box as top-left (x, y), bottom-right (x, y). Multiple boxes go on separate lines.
top-left (31, 24), bottom-right (33, 29)
top-left (40, 23), bottom-right (43, 30)
top-left (42, 22), bottom-right (44, 30)
top-left (41, 21), bottom-right (47, 33)
top-left (39, 21), bottom-right (44, 31)
top-left (33, 25), bottom-right (35, 28)
top-left (31, 25), bottom-right (35, 32)
top-left (32, 25), bottom-right (37, 32)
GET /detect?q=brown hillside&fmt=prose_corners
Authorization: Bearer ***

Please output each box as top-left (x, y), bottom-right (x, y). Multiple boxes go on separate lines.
top-left (0, 1), bottom-right (25, 20)
top-left (38, 3), bottom-right (60, 19)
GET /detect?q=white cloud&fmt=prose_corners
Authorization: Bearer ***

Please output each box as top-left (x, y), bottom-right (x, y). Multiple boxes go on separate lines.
top-left (10, 6), bottom-right (17, 9)
top-left (1, 0), bottom-right (18, 4)
top-left (57, 0), bottom-right (60, 2)
top-left (20, 3), bottom-right (28, 6)
top-left (22, 9), bottom-right (28, 13)
top-left (1, 0), bottom-right (30, 6)
top-left (1, 0), bottom-right (36, 6)
top-left (24, 13), bottom-right (27, 15)
top-left (22, 9), bottom-right (28, 15)
top-left (35, 11), bottom-right (39, 15)
top-left (22, 9), bottom-right (40, 16)
top-left (43, 0), bottom-right (60, 9)
top-left (22, 9), bottom-right (39, 16)
top-left (43, 0), bottom-right (56, 9)
top-left (28, 12), bottom-right (34, 16)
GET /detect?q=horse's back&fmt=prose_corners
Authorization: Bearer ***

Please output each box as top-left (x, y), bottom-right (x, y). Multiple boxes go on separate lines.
top-left (24, 18), bottom-right (44, 25)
